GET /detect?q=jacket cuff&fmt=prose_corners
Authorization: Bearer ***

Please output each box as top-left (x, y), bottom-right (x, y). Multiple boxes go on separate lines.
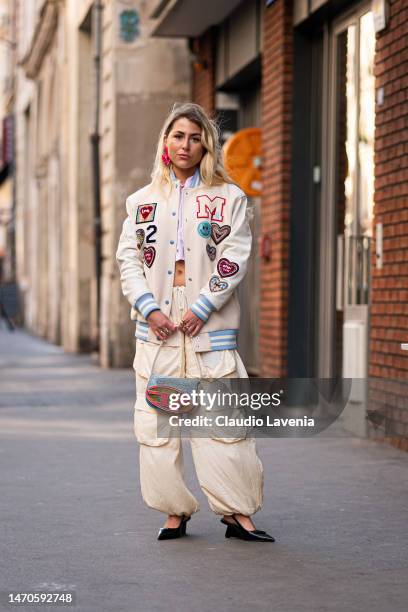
top-left (191, 294), bottom-right (216, 322)
top-left (134, 293), bottom-right (160, 319)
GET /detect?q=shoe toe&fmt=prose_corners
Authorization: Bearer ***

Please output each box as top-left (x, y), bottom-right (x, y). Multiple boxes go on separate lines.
top-left (252, 530), bottom-right (275, 542)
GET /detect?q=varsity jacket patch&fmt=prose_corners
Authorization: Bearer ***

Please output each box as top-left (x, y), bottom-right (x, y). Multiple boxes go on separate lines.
top-left (136, 203), bottom-right (157, 224)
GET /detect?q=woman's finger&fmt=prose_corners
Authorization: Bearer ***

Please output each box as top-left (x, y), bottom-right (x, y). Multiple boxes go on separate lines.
top-left (155, 328), bottom-right (166, 340)
top-left (189, 323), bottom-right (200, 337)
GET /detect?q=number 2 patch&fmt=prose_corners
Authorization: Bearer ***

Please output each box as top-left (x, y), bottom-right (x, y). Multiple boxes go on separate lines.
top-left (136, 203), bottom-right (157, 224)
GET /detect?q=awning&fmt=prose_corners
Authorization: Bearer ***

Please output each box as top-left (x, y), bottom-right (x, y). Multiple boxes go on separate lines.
top-left (150, 0), bottom-right (243, 37)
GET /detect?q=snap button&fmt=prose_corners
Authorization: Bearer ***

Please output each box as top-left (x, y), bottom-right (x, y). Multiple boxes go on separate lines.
top-left (172, 212), bottom-right (176, 216)
top-left (167, 270), bottom-right (172, 275)
top-left (165, 300), bottom-right (169, 305)
top-left (170, 240), bottom-right (175, 245)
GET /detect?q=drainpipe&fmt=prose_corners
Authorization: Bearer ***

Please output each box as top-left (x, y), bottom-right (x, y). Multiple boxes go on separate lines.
top-left (90, 0), bottom-right (103, 351)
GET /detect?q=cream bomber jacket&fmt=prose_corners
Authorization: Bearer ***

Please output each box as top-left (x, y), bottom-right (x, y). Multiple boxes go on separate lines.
top-left (115, 176), bottom-right (252, 352)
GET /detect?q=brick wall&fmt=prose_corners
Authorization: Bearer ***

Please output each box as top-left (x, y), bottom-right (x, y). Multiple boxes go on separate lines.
top-left (368, 0), bottom-right (408, 450)
top-left (191, 29), bottom-right (215, 115)
top-left (260, 0), bottom-right (293, 376)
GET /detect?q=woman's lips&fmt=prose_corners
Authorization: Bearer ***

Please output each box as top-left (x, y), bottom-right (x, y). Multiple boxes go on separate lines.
top-left (177, 154), bottom-right (190, 160)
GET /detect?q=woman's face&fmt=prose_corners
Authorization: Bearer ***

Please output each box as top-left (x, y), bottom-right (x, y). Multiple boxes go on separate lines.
top-left (165, 117), bottom-right (204, 171)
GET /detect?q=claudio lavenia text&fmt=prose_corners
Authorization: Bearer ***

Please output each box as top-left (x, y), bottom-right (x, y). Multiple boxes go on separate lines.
top-left (168, 415), bottom-right (316, 428)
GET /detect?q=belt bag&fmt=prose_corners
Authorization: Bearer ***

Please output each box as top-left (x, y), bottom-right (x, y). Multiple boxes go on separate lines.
top-left (146, 342), bottom-right (202, 414)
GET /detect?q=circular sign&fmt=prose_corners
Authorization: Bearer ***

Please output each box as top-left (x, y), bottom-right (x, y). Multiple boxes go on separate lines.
top-left (223, 127), bottom-right (262, 197)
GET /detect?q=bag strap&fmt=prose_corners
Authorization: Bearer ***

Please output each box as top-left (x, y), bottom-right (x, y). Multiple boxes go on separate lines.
top-left (148, 334), bottom-right (203, 379)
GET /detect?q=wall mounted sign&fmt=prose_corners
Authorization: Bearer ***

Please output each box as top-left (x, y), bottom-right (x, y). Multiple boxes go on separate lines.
top-left (223, 128), bottom-right (262, 197)
top-left (371, 0), bottom-right (389, 33)
top-left (119, 9), bottom-right (140, 43)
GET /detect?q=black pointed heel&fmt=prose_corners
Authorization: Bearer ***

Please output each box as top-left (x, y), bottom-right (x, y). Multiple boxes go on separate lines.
top-left (157, 515), bottom-right (190, 541)
top-left (221, 515), bottom-right (275, 542)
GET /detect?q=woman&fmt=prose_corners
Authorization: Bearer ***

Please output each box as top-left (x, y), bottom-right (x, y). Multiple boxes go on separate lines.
top-left (116, 102), bottom-right (274, 542)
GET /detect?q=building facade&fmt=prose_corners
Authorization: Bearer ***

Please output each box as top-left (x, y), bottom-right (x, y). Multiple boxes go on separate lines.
top-left (14, 0), bottom-right (190, 365)
top-left (0, 0), bottom-right (14, 283)
top-left (151, 0), bottom-right (408, 450)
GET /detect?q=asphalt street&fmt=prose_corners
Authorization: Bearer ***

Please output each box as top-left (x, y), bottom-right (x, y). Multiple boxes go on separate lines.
top-left (0, 326), bottom-right (407, 612)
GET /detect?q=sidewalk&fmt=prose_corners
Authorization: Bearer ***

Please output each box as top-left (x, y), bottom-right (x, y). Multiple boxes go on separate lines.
top-left (1, 327), bottom-right (407, 612)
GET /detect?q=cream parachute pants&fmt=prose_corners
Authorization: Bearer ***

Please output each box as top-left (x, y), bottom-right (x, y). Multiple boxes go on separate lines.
top-left (133, 286), bottom-right (264, 517)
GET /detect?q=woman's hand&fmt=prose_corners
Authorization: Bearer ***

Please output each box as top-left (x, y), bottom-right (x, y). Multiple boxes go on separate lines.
top-left (180, 310), bottom-right (204, 337)
top-left (147, 311), bottom-right (178, 341)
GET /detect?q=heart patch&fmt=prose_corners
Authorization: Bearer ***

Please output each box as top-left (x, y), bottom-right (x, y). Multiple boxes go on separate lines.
top-left (206, 244), bottom-right (216, 261)
top-left (211, 223), bottom-right (231, 245)
top-left (217, 258), bottom-right (239, 278)
top-left (143, 246), bottom-right (156, 268)
top-left (209, 275), bottom-right (228, 292)
top-left (136, 229), bottom-right (145, 249)
top-left (136, 203), bottom-right (157, 224)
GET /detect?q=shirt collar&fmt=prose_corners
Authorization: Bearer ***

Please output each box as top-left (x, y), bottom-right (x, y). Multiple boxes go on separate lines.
top-left (170, 166), bottom-right (201, 188)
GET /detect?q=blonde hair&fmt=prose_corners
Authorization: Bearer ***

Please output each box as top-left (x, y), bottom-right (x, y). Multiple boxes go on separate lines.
top-left (151, 102), bottom-right (233, 187)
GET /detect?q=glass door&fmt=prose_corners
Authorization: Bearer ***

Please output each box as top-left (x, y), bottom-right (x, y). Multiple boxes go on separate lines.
top-left (319, 4), bottom-right (376, 384)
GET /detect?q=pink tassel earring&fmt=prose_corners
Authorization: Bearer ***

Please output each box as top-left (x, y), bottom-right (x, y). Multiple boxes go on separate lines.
top-left (161, 145), bottom-right (171, 167)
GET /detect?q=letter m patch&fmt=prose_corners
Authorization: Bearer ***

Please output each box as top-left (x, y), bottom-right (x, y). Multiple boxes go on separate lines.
top-left (196, 195), bottom-right (226, 222)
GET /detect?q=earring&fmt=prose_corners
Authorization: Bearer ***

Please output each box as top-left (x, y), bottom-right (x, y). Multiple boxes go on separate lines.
top-left (161, 145), bottom-right (171, 167)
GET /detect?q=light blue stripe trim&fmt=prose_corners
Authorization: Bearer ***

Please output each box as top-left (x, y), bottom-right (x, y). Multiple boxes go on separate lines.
top-left (209, 329), bottom-right (238, 337)
top-left (137, 294), bottom-right (152, 306)
top-left (135, 320), bottom-right (149, 341)
top-left (135, 292), bottom-right (160, 319)
top-left (197, 302), bottom-right (211, 315)
top-left (197, 301), bottom-right (211, 315)
top-left (209, 328), bottom-right (237, 350)
top-left (136, 321), bottom-right (149, 328)
top-left (135, 334), bottom-right (148, 341)
top-left (209, 343), bottom-right (237, 350)
top-left (191, 294), bottom-right (216, 322)
top-left (191, 304), bottom-right (208, 322)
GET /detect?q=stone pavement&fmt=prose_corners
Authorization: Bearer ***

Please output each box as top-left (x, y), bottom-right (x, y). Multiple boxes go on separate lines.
top-left (0, 327), bottom-right (407, 612)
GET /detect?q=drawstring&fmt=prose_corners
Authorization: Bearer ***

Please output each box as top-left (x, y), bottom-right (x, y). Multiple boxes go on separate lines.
top-left (149, 285), bottom-right (203, 379)
top-left (176, 286), bottom-right (202, 379)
